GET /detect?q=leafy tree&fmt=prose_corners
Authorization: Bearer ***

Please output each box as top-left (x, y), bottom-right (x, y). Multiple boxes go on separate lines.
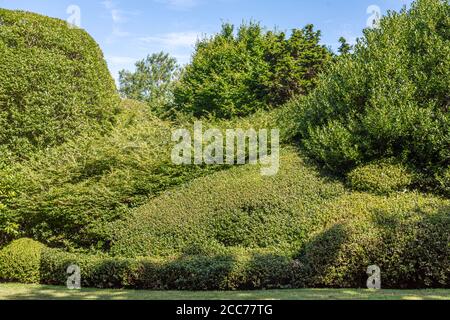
top-left (264, 24), bottom-right (333, 105)
top-left (119, 52), bottom-right (180, 115)
top-left (338, 37), bottom-right (352, 55)
top-left (174, 22), bottom-right (332, 118)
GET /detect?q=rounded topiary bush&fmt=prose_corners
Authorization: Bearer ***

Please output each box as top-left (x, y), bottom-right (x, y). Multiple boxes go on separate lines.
top-left (0, 238), bottom-right (45, 283)
top-left (347, 160), bottom-right (413, 194)
top-left (0, 9), bottom-right (120, 159)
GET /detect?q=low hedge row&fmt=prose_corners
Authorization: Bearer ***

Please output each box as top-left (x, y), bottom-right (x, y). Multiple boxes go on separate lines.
top-left (2, 205), bottom-right (448, 290)
top-left (39, 247), bottom-right (297, 290)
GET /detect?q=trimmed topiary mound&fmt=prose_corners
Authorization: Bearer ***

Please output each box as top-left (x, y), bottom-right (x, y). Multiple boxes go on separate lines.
top-left (0, 9), bottom-right (120, 159)
top-left (347, 160), bottom-right (413, 194)
top-left (0, 238), bottom-right (45, 283)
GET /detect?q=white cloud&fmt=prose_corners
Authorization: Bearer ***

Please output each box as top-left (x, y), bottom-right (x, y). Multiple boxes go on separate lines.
top-left (101, 0), bottom-right (133, 23)
top-left (139, 31), bottom-right (202, 48)
top-left (155, 0), bottom-right (201, 10)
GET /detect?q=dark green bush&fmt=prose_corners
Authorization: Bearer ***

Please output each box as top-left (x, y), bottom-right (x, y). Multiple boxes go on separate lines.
top-left (296, 0), bottom-right (450, 192)
top-left (39, 247), bottom-right (295, 290)
top-left (347, 160), bottom-right (413, 194)
top-left (0, 9), bottom-right (120, 159)
top-left (435, 166), bottom-right (450, 197)
top-left (174, 22), bottom-right (331, 118)
top-left (297, 193), bottom-right (450, 288)
top-left (0, 238), bottom-right (45, 283)
top-left (40, 249), bottom-right (143, 289)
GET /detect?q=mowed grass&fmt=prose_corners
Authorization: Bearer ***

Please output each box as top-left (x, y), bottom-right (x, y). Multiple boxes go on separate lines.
top-left (0, 284), bottom-right (448, 300)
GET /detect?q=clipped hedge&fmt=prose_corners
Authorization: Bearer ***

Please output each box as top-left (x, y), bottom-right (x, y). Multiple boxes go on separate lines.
top-left (39, 247), bottom-right (297, 290)
top-left (2, 192), bottom-right (449, 292)
top-left (0, 9), bottom-right (120, 159)
top-left (347, 160), bottom-right (413, 195)
top-left (0, 238), bottom-right (44, 283)
top-left (297, 193), bottom-right (450, 289)
top-left (109, 148), bottom-right (345, 258)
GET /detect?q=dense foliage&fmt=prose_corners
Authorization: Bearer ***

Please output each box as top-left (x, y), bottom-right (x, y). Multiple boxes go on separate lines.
top-left (0, 238), bottom-right (44, 284)
top-left (0, 100), bottom-right (221, 249)
top-left (0, 1), bottom-right (449, 291)
top-left (119, 52), bottom-right (180, 116)
top-left (174, 22), bottom-right (332, 118)
top-left (0, 9), bottom-right (120, 160)
top-left (295, 0), bottom-right (449, 194)
top-left (110, 148), bottom-right (345, 258)
top-left (347, 160), bottom-right (413, 195)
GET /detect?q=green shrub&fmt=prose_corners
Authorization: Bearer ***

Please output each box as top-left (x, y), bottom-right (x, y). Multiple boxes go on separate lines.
top-left (0, 99), bottom-right (292, 250)
top-left (39, 247), bottom-right (296, 290)
top-left (0, 100), bottom-right (224, 249)
top-left (0, 238), bottom-right (45, 283)
top-left (435, 166), bottom-right (450, 197)
top-left (174, 22), bottom-right (331, 118)
top-left (297, 193), bottom-right (450, 288)
top-left (109, 148), bottom-right (345, 258)
top-left (0, 9), bottom-right (120, 159)
top-left (40, 249), bottom-right (143, 289)
top-left (347, 160), bottom-right (413, 194)
top-left (296, 0), bottom-right (450, 192)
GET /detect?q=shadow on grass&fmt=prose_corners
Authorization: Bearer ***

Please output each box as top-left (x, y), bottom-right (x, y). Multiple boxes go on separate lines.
top-left (1, 283), bottom-right (449, 300)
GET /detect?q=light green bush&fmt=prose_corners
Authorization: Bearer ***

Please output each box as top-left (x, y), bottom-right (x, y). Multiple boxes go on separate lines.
top-left (0, 9), bottom-right (120, 159)
top-left (347, 160), bottom-right (413, 194)
top-left (0, 238), bottom-right (45, 283)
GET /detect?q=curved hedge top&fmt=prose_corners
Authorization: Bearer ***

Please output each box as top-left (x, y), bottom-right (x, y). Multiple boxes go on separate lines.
top-left (0, 9), bottom-right (120, 159)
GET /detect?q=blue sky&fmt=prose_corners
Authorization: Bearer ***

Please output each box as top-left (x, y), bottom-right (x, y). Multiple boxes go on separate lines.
top-left (0, 0), bottom-right (413, 80)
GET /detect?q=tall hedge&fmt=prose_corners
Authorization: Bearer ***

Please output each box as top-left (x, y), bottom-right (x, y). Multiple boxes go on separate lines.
top-left (0, 9), bottom-right (120, 159)
top-left (295, 0), bottom-right (449, 193)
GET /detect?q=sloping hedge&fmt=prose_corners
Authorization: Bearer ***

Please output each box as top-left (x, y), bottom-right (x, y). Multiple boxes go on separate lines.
top-left (0, 9), bottom-right (120, 160)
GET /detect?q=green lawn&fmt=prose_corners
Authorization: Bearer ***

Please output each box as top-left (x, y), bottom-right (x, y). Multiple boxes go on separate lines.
top-left (0, 283), bottom-right (449, 300)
